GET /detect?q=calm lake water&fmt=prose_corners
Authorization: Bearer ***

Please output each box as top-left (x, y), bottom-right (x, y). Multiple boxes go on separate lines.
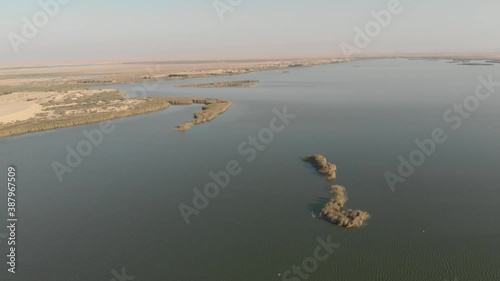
top-left (1, 59), bottom-right (499, 281)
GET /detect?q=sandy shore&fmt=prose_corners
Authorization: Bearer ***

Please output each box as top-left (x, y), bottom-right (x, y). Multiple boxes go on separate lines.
top-left (0, 90), bottom-right (134, 125)
top-left (0, 102), bottom-right (41, 124)
top-left (0, 91), bottom-right (56, 125)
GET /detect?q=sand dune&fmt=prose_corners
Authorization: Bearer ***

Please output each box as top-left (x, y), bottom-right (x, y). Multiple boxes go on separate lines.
top-left (0, 92), bottom-right (57, 124)
top-left (0, 102), bottom-right (42, 124)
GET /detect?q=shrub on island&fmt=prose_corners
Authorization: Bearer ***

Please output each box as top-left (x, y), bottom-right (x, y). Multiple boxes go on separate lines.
top-left (320, 185), bottom-right (371, 228)
top-left (303, 154), bottom-right (337, 180)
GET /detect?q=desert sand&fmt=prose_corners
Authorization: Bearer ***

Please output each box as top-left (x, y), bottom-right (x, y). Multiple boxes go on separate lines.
top-left (0, 91), bottom-right (56, 124)
top-left (0, 101), bottom-right (41, 124)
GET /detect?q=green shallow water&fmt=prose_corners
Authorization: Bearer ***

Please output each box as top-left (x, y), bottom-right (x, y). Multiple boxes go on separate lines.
top-left (1, 59), bottom-right (499, 281)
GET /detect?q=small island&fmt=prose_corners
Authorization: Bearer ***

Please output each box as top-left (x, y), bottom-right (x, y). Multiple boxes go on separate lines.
top-left (320, 185), bottom-right (371, 228)
top-left (302, 154), bottom-right (371, 228)
top-left (166, 98), bottom-right (232, 131)
top-left (459, 62), bottom-right (494, 66)
top-left (176, 80), bottom-right (259, 88)
top-left (303, 154), bottom-right (337, 180)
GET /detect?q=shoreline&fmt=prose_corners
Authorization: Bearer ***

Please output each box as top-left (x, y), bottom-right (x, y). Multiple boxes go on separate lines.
top-left (0, 58), bottom-right (350, 138)
top-left (0, 94), bottom-right (172, 139)
top-left (0, 97), bottom-right (235, 138)
top-left (1, 55), bottom-right (497, 138)
top-left (0, 58), bottom-right (350, 95)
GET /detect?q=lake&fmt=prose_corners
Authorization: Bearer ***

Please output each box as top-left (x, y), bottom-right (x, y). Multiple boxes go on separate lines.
top-left (1, 59), bottom-right (499, 281)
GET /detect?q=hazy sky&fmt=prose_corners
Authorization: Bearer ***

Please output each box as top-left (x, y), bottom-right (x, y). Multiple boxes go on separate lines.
top-left (1, 0), bottom-right (499, 64)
